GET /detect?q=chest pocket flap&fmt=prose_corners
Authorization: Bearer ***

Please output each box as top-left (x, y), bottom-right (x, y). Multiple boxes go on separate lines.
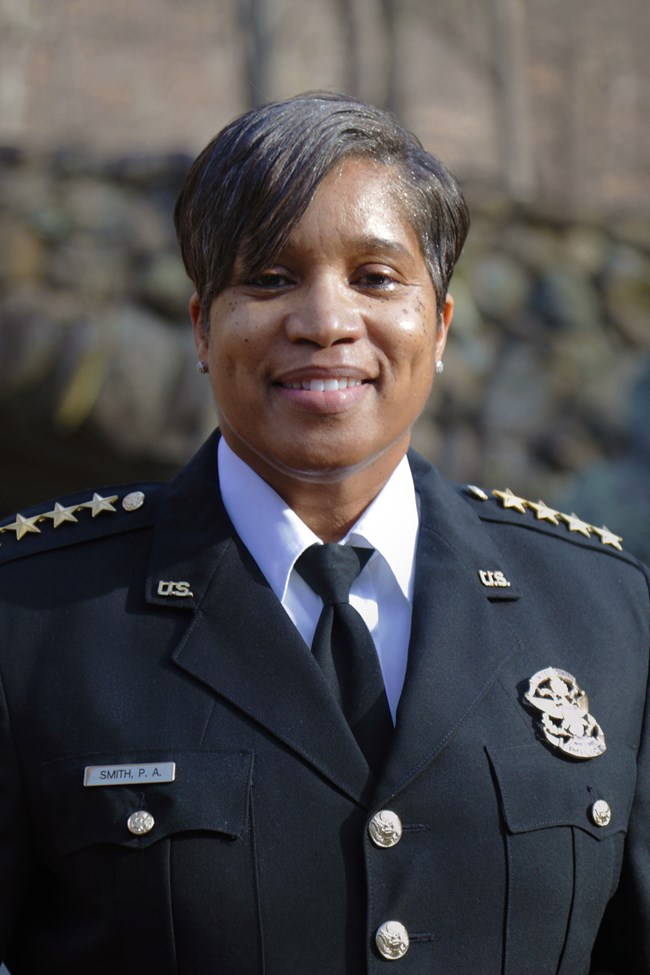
top-left (42, 749), bottom-right (253, 855)
top-left (487, 742), bottom-right (637, 839)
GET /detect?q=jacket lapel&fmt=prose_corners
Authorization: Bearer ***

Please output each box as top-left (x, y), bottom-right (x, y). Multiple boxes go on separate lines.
top-left (376, 452), bottom-right (524, 803)
top-left (145, 433), bottom-right (371, 805)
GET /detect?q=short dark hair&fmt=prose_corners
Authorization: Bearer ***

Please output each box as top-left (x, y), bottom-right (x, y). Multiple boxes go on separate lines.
top-left (174, 92), bottom-right (470, 329)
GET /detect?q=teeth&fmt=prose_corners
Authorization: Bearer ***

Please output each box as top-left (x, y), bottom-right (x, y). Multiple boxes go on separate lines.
top-left (284, 378), bottom-right (362, 391)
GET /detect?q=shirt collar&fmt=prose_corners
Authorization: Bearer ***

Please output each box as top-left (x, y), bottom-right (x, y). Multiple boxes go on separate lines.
top-left (218, 437), bottom-right (419, 605)
top-left (341, 459), bottom-right (418, 603)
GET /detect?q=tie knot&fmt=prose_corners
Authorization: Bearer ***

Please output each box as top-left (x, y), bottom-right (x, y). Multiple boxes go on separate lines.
top-left (295, 543), bottom-right (372, 605)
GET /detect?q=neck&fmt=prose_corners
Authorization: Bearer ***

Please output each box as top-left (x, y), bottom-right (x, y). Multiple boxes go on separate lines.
top-left (281, 470), bottom-right (394, 542)
top-left (222, 435), bottom-right (408, 542)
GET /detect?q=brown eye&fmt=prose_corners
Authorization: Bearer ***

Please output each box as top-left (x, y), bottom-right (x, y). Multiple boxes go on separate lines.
top-left (246, 272), bottom-right (294, 290)
top-left (354, 270), bottom-right (399, 291)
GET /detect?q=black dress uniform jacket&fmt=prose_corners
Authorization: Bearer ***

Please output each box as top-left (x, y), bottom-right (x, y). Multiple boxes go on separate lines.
top-left (1, 431), bottom-right (649, 975)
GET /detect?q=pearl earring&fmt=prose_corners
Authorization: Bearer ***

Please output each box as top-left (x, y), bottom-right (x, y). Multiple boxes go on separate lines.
top-left (196, 361), bottom-right (209, 375)
top-left (435, 360), bottom-right (444, 375)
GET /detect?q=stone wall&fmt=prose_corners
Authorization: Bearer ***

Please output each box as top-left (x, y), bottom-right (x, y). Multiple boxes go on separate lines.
top-left (1, 150), bottom-right (648, 560)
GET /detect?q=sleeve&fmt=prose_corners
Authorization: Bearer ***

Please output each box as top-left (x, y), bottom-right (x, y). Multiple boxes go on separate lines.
top-left (0, 665), bottom-right (32, 964)
top-left (590, 568), bottom-right (650, 974)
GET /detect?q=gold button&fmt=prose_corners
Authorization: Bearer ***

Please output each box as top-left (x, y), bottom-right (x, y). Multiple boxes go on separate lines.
top-left (467, 484), bottom-right (489, 501)
top-left (368, 810), bottom-right (403, 848)
top-left (127, 810), bottom-right (155, 835)
top-left (375, 921), bottom-right (410, 960)
top-left (591, 800), bottom-right (611, 827)
top-left (122, 491), bottom-right (145, 512)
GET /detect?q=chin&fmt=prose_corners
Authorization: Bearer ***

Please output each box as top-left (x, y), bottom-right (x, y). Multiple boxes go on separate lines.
top-left (263, 438), bottom-right (407, 485)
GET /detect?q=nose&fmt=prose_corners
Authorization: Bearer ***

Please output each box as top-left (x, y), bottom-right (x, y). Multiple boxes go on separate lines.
top-left (284, 276), bottom-right (364, 346)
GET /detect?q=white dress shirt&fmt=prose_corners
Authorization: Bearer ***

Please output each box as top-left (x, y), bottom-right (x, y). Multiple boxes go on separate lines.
top-left (218, 438), bottom-right (419, 721)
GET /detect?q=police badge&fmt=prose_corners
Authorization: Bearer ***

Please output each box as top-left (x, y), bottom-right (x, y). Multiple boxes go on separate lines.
top-left (525, 667), bottom-right (606, 759)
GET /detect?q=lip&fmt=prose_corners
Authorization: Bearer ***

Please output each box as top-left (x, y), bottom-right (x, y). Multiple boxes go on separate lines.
top-left (271, 367), bottom-right (374, 415)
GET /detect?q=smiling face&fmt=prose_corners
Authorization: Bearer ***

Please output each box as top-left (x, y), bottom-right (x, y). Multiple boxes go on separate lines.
top-left (192, 157), bottom-right (452, 503)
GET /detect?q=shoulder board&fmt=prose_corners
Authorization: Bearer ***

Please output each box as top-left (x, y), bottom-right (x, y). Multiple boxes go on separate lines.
top-left (458, 483), bottom-right (631, 557)
top-left (0, 484), bottom-right (161, 565)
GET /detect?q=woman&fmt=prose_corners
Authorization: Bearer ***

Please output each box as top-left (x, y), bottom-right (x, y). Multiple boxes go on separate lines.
top-left (0, 93), bottom-right (648, 974)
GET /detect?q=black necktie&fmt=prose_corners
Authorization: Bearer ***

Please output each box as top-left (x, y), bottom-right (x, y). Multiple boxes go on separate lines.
top-left (295, 543), bottom-right (393, 773)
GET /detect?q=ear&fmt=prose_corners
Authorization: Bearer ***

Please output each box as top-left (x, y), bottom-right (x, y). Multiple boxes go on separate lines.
top-left (190, 293), bottom-right (209, 359)
top-left (435, 293), bottom-right (454, 362)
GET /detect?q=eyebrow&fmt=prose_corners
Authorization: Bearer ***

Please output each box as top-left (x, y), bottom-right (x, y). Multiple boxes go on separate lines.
top-left (353, 236), bottom-right (414, 259)
top-left (279, 234), bottom-right (414, 261)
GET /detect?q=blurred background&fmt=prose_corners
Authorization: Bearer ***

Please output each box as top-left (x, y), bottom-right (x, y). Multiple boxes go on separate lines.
top-left (0, 0), bottom-right (649, 560)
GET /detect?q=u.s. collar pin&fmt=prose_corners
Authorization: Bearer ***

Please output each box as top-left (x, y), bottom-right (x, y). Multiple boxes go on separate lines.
top-left (478, 569), bottom-right (511, 589)
top-left (157, 580), bottom-right (194, 598)
top-left (524, 667), bottom-right (606, 759)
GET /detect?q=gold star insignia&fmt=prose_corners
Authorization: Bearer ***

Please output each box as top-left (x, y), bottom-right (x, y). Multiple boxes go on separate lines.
top-left (0, 514), bottom-right (42, 541)
top-left (590, 525), bottom-right (624, 551)
top-left (81, 493), bottom-right (119, 518)
top-left (528, 500), bottom-right (561, 525)
top-left (43, 502), bottom-right (80, 528)
top-left (492, 488), bottom-right (528, 515)
top-left (559, 512), bottom-right (592, 538)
